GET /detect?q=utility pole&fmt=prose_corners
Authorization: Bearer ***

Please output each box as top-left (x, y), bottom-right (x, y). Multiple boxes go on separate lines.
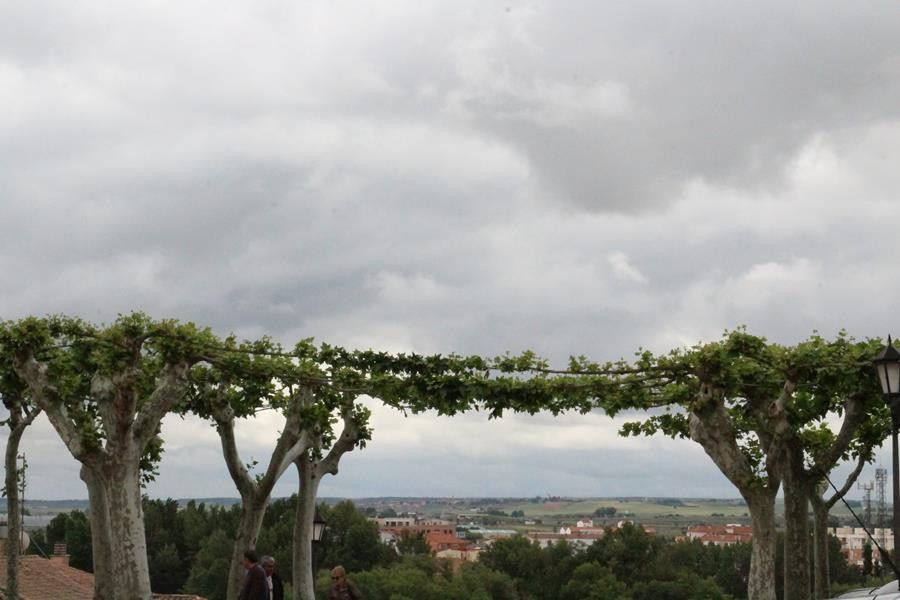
top-left (17, 453), bottom-right (26, 546)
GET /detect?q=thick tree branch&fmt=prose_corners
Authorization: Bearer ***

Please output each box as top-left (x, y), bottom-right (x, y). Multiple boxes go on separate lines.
top-left (214, 408), bottom-right (257, 500)
top-left (825, 453), bottom-right (868, 511)
top-left (261, 387), bottom-right (315, 483)
top-left (91, 373), bottom-right (118, 444)
top-left (213, 386), bottom-right (318, 502)
top-left (18, 404), bottom-right (41, 429)
top-left (811, 395), bottom-right (866, 477)
top-left (13, 354), bottom-right (89, 460)
top-left (315, 401), bottom-right (362, 478)
top-left (133, 361), bottom-right (191, 450)
top-left (689, 383), bottom-right (760, 493)
top-left (769, 380), bottom-right (796, 441)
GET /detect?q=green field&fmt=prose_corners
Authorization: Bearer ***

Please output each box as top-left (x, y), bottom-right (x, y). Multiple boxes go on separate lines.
top-left (504, 498), bottom-right (750, 519)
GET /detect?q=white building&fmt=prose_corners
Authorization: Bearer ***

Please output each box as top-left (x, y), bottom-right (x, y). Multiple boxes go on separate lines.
top-left (829, 527), bottom-right (894, 566)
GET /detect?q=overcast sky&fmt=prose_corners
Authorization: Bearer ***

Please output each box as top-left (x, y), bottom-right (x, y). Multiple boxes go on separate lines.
top-left (3, 0), bottom-right (900, 501)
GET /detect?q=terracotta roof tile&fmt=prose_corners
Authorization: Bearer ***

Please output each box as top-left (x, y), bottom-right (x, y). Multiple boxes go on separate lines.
top-left (0, 555), bottom-right (207, 600)
top-left (0, 555), bottom-right (94, 600)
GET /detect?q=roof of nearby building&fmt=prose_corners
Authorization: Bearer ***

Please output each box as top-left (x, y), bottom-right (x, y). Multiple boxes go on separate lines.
top-left (425, 531), bottom-right (469, 551)
top-left (0, 555), bottom-right (94, 600)
top-left (0, 552), bottom-right (206, 600)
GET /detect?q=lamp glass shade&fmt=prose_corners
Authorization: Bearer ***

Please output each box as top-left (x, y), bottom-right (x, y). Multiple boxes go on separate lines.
top-left (312, 507), bottom-right (326, 542)
top-left (874, 337), bottom-right (900, 397)
top-left (878, 361), bottom-right (900, 397)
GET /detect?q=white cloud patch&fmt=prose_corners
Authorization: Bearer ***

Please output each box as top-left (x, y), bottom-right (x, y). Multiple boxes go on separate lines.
top-left (608, 252), bottom-right (648, 284)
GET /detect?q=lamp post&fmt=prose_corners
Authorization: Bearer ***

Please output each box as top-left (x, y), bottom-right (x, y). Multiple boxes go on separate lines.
top-left (873, 335), bottom-right (900, 570)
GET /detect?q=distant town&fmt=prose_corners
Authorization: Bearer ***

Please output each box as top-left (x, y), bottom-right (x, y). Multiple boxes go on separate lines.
top-left (9, 494), bottom-right (883, 569)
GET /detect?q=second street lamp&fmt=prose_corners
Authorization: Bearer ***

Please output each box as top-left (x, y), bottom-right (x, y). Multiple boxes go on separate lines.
top-left (313, 505), bottom-right (327, 544)
top-left (873, 335), bottom-right (900, 573)
top-left (312, 505), bottom-right (327, 582)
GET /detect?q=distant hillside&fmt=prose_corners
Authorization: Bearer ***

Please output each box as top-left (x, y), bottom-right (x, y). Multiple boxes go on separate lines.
top-left (20, 496), bottom-right (347, 513)
top-left (22, 499), bottom-right (90, 513)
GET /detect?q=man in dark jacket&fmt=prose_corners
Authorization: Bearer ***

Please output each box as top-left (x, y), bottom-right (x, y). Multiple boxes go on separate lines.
top-left (261, 555), bottom-right (284, 600)
top-left (239, 550), bottom-right (269, 600)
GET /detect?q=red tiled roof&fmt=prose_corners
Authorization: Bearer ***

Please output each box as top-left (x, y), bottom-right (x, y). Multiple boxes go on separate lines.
top-left (0, 555), bottom-right (206, 600)
top-left (425, 532), bottom-right (469, 552)
top-left (0, 555), bottom-right (94, 600)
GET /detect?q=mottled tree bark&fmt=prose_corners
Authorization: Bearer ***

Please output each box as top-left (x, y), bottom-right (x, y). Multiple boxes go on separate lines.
top-left (811, 500), bottom-right (830, 600)
top-left (80, 465), bottom-right (116, 600)
top-left (293, 456), bottom-right (320, 600)
top-left (747, 491), bottom-right (778, 600)
top-left (106, 457), bottom-right (151, 598)
top-left (782, 444), bottom-right (811, 600)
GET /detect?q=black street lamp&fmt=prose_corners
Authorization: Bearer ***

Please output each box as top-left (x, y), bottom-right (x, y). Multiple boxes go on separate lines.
top-left (311, 505), bottom-right (327, 580)
top-left (873, 335), bottom-right (900, 570)
top-left (313, 505), bottom-right (327, 544)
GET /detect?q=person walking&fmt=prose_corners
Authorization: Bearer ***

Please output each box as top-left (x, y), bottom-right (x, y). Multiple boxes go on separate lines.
top-left (260, 555), bottom-right (284, 600)
top-left (328, 565), bottom-right (362, 600)
top-left (238, 550), bottom-right (269, 600)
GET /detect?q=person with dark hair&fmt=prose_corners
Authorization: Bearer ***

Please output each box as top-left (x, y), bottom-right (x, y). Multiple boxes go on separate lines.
top-left (239, 549), bottom-right (269, 600)
top-left (328, 565), bottom-right (362, 599)
top-left (260, 555), bottom-right (284, 600)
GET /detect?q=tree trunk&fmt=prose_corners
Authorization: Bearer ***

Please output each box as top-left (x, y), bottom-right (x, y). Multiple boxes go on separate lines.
top-left (226, 497), bottom-right (268, 600)
top-left (4, 422), bottom-right (25, 600)
top-left (81, 465), bottom-right (116, 600)
top-left (78, 457), bottom-right (153, 600)
top-left (3, 402), bottom-right (40, 600)
top-left (293, 456), bottom-right (321, 600)
top-left (783, 446), bottom-right (811, 600)
top-left (811, 499), bottom-right (830, 600)
top-left (808, 454), bottom-right (867, 600)
top-left (105, 458), bottom-right (152, 600)
top-left (292, 406), bottom-right (361, 600)
top-left (747, 491), bottom-right (778, 600)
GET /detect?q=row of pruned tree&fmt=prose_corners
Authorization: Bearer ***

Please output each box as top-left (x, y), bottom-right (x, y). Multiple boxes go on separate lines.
top-left (0, 315), bottom-right (891, 600)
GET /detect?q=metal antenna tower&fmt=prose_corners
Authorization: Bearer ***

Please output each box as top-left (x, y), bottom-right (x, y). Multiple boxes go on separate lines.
top-left (877, 467), bottom-right (888, 551)
top-left (860, 479), bottom-right (875, 530)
